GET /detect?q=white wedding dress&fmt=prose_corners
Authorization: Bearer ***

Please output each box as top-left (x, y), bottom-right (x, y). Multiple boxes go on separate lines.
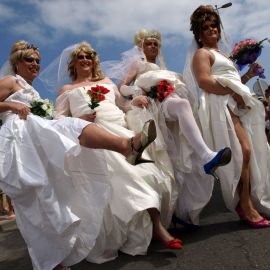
top-left (55, 82), bottom-right (178, 257)
top-left (0, 76), bottom-right (114, 269)
top-left (124, 62), bottom-right (214, 224)
top-left (186, 49), bottom-right (270, 215)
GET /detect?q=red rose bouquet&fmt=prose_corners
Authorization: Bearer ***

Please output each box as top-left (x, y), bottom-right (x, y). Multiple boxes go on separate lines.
top-left (230, 38), bottom-right (269, 77)
top-left (147, 80), bottom-right (174, 102)
top-left (87, 85), bottom-right (110, 110)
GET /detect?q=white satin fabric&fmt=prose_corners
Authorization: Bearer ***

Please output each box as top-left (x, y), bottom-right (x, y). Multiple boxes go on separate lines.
top-left (0, 76), bottom-right (113, 269)
top-left (55, 82), bottom-right (177, 257)
top-left (124, 62), bottom-right (214, 224)
top-left (191, 49), bottom-right (270, 215)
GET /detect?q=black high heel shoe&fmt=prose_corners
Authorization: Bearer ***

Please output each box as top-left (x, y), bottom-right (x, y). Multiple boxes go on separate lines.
top-left (203, 147), bottom-right (232, 181)
top-left (126, 119), bottom-right (156, 165)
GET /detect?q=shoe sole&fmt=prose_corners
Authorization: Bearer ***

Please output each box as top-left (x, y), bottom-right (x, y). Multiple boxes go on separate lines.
top-left (146, 119), bottom-right (157, 145)
top-left (218, 147), bottom-right (232, 166)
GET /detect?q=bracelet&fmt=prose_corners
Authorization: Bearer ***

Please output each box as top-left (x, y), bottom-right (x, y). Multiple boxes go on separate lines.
top-left (244, 74), bottom-right (250, 80)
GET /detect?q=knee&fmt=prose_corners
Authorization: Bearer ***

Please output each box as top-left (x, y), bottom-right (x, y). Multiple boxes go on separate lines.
top-left (170, 97), bottom-right (191, 111)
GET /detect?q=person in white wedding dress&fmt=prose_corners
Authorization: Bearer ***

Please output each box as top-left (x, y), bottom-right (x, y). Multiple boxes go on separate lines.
top-left (41, 41), bottom-right (182, 251)
top-left (184, 5), bottom-right (270, 228)
top-left (106, 29), bottom-right (232, 225)
top-left (0, 40), bottom-right (158, 270)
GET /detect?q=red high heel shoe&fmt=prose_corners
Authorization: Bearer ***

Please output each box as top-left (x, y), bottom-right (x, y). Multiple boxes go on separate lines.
top-left (235, 203), bottom-right (270, 228)
top-left (163, 238), bottom-right (183, 249)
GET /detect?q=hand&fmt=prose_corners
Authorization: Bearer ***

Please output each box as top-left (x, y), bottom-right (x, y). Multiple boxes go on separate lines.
top-left (131, 96), bottom-right (149, 108)
top-left (247, 63), bottom-right (264, 78)
top-left (10, 102), bottom-right (30, 119)
top-left (232, 93), bottom-right (246, 109)
top-left (79, 113), bottom-right (96, 122)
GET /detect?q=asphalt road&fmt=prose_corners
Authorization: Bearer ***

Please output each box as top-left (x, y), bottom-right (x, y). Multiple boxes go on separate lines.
top-left (1, 182), bottom-right (270, 270)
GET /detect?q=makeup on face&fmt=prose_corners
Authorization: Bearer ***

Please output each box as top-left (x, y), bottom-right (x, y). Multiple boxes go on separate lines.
top-left (23, 56), bottom-right (40, 64)
top-left (77, 52), bottom-right (94, 61)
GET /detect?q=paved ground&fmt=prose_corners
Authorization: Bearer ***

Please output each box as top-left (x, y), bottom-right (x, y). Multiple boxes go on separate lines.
top-left (1, 182), bottom-right (270, 270)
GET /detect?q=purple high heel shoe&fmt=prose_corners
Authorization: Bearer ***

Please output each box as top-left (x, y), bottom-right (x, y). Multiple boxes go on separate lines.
top-left (203, 147), bottom-right (232, 181)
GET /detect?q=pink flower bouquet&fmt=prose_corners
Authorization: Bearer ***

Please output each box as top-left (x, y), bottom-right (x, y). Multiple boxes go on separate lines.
top-left (230, 38), bottom-right (269, 78)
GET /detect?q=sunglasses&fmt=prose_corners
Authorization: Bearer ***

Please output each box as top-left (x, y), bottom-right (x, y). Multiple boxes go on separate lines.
top-left (23, 56), bottom-right (40, 64)
top-left (202, 23), bottom-right (218, 31)
top-left (144, 40), bottom-right (159, 47)
top-left (77, 54), bottom-right (94, 60)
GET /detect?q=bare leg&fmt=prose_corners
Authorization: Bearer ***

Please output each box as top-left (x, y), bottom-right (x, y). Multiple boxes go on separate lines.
top-left (231, 113), bottom-right (270, 223)
top-left (6, 196), bottom-right (15, 217)
top-left (79, 123), bottom-right (145, 158)
top-left (0, 193), bottom-right (5, 212)
top-left (147, 208), bottom-right (182, 249)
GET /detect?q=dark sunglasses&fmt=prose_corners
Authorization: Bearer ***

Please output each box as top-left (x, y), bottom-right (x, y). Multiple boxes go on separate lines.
top-left (202, 23), bottom-right (218, 31)
top-left (23, 56), bottom-right (40, 64)
top-left (144, 40), bottom-right (159, 47)
top-left (77, 53), bottom-right (94, 60)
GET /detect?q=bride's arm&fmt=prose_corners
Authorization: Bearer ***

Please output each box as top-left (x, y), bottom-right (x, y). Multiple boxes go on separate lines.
top-left (112, 82), bottom-right (132, 112)
top-left (55, 91), bottom-right (71, 119)
top-left (0, 76), bottom-right (30, 118)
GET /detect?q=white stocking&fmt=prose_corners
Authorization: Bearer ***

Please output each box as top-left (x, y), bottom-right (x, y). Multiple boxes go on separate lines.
top-left (163, 94), bottom-right (216, 164)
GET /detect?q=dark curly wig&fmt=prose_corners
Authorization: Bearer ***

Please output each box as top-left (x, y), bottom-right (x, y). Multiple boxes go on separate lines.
top-left (190, 5), bottom-right (221, 48)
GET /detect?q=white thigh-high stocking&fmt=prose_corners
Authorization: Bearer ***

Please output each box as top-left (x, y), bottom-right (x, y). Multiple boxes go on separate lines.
top-left (164, 95), bottom-right (216, 163)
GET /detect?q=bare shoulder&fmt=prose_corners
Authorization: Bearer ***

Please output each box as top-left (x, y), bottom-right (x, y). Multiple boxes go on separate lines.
top-left (0, 75), bottom-right (17, 93)
top-left (193, 48), bottom-right (214, 67)
top-left (194, 48), bottom-right (211, 59)
top-left (0, 75), bottom-right (18, 101)
top-left (0, 75), bottom-right (16, 87)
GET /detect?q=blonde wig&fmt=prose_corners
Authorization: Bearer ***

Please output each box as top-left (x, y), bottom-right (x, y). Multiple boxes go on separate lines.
top-left (9, 40), bottom-right (40, 73)
top-left (134, 29), bottom-right (166, 69)
top-left (68, 41), bottom-right (105, 81)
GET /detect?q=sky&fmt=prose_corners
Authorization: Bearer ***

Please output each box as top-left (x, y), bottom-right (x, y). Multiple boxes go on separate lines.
top-left (0, 0), bottom-right (269, 101)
